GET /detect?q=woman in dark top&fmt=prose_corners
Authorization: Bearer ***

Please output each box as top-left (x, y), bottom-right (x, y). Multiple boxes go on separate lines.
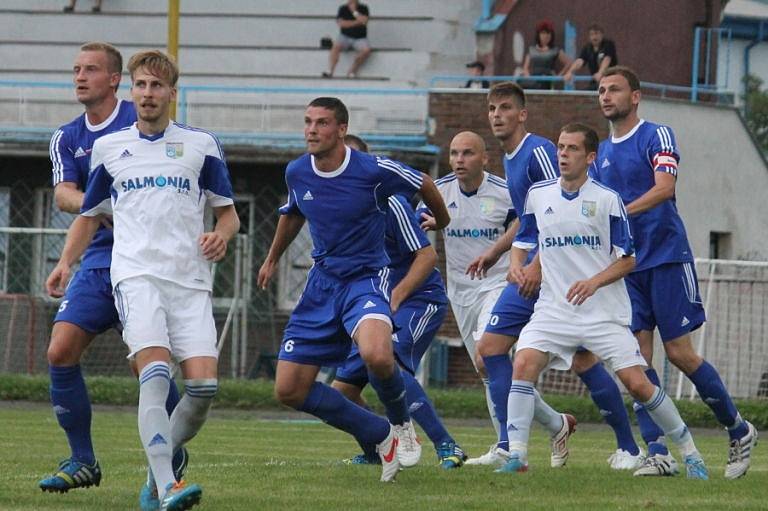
top-left (521, 20), bottom-right (571, 89)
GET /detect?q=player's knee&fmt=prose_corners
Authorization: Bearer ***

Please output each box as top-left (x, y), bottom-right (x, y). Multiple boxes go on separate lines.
top-left (47, 340), bottom-right (78, 366)
top-left (474, 352), bottom-right (486, 374)
top-left (274, 381), bottom-right (307, 409)
top-left (364, 352), bottom-right (395, 378)
top-left (623, 375), bottom-right (655, 402)
top-left (359, 47), bottom-right (371, 57)
top-left (664, 337), bottom-right (702, 374)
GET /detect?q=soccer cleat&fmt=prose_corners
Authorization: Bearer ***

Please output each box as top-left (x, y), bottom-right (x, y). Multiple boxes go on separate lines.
top-left (437, 441), bottom-right (467, 470)
top-left (465, 445), bottom-right (512, 467)
top-left (343, 453), bottom-right (381, 465)
top-left (140, 447), bottom-right (190, 511)
top-left (39, 458), bottom-right (102, 493)
top-left (725, 421), bottom-right (758, 480)
top-left (159, 481), bottom-right (202, 511)
top-left (633, 452), bottom-right (680, 476)
top-left (377, 425), bottom-right (401, 482)
top-left (684, 455), bottom-right (709, 480)
top-left (607, 448), bottom-right (646, 470)
top-left (494, 453), bottom-right (529, 474)
top-left (550, 413), bottom-right (577, 468)
top-left (393, 421), bottom-right (421, 468)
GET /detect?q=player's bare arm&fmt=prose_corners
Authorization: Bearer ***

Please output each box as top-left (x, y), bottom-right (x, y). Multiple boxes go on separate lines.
top-left (517, 251), bottom-right (542, 298)
top-left (46, 214), bottom-right (102, 297)
top-left (258, 212), bottom-right (306, 289)
top-left (625, 171), bottom-right (676, 216)
top-left (200, 204), bottom-right (240, 262)
top-left (53, 182), bottom-right (85, 214)
top-left (466, 220), bottom-right (516, 280)
top-left (566, 255), bottom-right (635, 306)
top-left (419, 175), bottom-right (450, 231)
top-left (507, 244), bottom-right (529, 287)
top-left (390, 245), bottom-right (437, 313)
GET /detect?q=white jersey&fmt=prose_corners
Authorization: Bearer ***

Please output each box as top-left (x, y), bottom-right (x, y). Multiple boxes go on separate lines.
top-left (81, 122), bottom-right (234, 291)
top-left (425, 171), bottom-right (514, 306)
top-left (513, 176), bottom-right (634, 324)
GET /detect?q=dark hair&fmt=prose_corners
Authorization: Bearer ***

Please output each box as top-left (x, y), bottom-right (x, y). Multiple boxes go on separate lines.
top-left (308, 97), bottom-right (349, 125)
top-left (587, 23), bottom-right (604, 33)
top-left (488, 81), bottom-right (526, 108)
top-left (535, 19), bottom-right (555, 47)
top-left (344, 134), bottom-right (368, 153)
top-left (561, 123), bottom-right (599, 154)
top-left (602, 66), bottom-right (640, 91)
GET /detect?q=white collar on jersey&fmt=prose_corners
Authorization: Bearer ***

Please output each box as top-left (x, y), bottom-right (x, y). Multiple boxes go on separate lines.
top-left (611, 119), bottom-right (645, 143)
top-left (311, 145), bottom-right (351, 178)
top-left (504, 132), bottom-right (532, 160)
top-left (85, 99), bottom-right (123, 132)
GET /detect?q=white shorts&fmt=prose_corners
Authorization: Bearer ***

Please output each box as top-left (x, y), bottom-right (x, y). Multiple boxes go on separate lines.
top-left (114, 275), bottom-right (218, 362)
top-left (449, 284), bottom-right (505, 367)
top-left (516, 312), bottom-right (646, 372)
top-left (337, 34), bottom-right (370, 51)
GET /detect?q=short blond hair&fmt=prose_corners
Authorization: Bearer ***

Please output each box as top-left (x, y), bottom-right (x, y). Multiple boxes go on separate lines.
top-left (127, 50), bottom-right (179, 87)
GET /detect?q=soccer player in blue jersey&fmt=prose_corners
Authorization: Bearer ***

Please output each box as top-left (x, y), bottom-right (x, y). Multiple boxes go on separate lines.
top-left (331, 134), bottom-right (465, 470)
top-left (497, 123), bottom-right (707, 479)
top-left (257, 99), bottom-right (450, 482)
top-left (39, 42), bottom-right (185, 494)
top-left (594, 66), bottom-right (758, 478)
top-left (467, 82), bottom-right (644, 469)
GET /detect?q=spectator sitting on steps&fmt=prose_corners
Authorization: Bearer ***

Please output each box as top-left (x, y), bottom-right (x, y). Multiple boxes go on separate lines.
top-left (323, 0), bottom-right (372, 79)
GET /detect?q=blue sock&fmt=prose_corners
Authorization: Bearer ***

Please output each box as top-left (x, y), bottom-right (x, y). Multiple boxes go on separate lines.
top-left (633, 368), bottom-right (668, 455)
top-left (49, 365), bottom-right (95, 465)
top-left (300, 382), bottom-right (390, 445)
top-left (688, 360), bottom-right (747, 440)
top-left (165, 378), bottom-right (180, 416)
top-left (579, 362), bottom-right (639, 455)
top-left (402, 371), bottom-right (452, 448)
top-left (368, 366), bottom-right (409, 426)
top-left (482, 354), bottom-right (513, 450)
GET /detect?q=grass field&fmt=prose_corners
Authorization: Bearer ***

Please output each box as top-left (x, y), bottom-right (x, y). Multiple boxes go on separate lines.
top-left (1, 402), bottom-right (765, 511)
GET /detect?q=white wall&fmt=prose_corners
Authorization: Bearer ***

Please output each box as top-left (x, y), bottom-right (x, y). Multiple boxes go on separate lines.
top-left (718, 39), bottom-right (768, 105)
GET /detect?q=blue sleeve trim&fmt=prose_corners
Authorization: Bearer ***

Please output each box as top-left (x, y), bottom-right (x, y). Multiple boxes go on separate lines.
top-left (388, 196), bottom-right (428, 253)
top-left (81, 164), bottom-right (114, 214)
top-left (199, 154), bottom-right (234, 205)
top-left (503, 208), bottom-right (517, 230)
top-left (515, 212), bottom-right (539, 246)
top-left (610, 213), bottom-right (634, 257)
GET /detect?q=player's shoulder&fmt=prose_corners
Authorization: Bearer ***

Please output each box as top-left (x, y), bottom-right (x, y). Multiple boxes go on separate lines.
top-left (171, 122), bottom-right (220, 145)
top-left (527, 133), bottom-right (556, 151)
top-left (527, 177), bottom-right (558, 196)
top-left (485, 171), bottom-right (507, 189)
top-left (434, 172), bottom-right (457, 188)
top-left (93, 124), bottom-right (133, 148)
top-left (55, 112), bottom-right (87, 138)
top-left (588, 178), bottom-right (623, 203)
top-left (286, 153), bottom-right (312, 176)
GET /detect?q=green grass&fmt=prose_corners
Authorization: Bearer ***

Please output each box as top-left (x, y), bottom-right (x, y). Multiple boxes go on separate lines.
top-left (0, 403), bottom-right (765, 511)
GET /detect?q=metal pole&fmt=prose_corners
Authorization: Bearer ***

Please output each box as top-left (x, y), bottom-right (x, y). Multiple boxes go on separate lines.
top-left (691, 27), bottom-right (701, 102)
top-left (167, 0), bottom-right (180, 119)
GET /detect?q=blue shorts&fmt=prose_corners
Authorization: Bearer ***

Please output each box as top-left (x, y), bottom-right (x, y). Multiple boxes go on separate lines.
top-left (483, 282), bottom-right (537, 338)
top-left (279, 266), bottom-right (392, 367)
top-left (626, 262), bottom-right (705, 342)
top-left (53, 267), bottom-right (120, 334)
top-left (335, 298), bottom-right (447, 386)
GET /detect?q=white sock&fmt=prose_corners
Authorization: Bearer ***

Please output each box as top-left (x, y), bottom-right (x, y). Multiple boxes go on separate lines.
top-left (481, 377), bottom-right (501, 436)
top-left (506, 380), bottom-right (535, 458)
top-left (643, 386), bottom-right (699, 458)
top-left (138, 362), bottom-right (175, 498)
top-left (170, 379), bottom-right (218, 452)
top-left (533, 388), bottom-right (564, 434)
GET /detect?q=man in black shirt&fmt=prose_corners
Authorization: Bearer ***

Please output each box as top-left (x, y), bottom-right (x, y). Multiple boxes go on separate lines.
top-left (323, 0), bottom-right (371, 79)
top-left (564, 24), bottom-right (618, 90)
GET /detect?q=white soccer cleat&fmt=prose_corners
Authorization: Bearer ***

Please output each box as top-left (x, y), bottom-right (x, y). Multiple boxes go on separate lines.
top-left (725, 421), bottom-right (758, 480)
top-left (465, 445), bottom-right (511, 467)
top-left (393, 421), bottom-right (421, 468)
top-left (550, 413), bottom-right (577, 468)
top-left (376, 426), bottom-right (401, 482)
top-left (607, 448), bottom-right (646, 470)
top-left (633, 452), bottom-right (679, 476)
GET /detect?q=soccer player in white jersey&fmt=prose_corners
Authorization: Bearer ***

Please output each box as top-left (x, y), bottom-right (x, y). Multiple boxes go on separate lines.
top-left (594, 66), bottom-right (757, 478)
top-left (497, 123), bottom-right (708, 479)
top-left (468, 83), bottom-right (643, 469)
top-left (257, 97), bottom-right (450, 482)
top-left (47, 50), bottom-right (239, 510)
top-left (418, 131), bottom-right (523, 434)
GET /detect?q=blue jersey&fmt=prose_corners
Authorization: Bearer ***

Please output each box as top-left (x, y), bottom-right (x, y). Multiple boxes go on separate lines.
top-left (591, 120), bottom-right (693, 272)
top-left (49, 99), bottom-right (137, 269)
top-left (279, 146), bottom-right (423, 280)
top-left (385, 195), bottom-right (447, 304)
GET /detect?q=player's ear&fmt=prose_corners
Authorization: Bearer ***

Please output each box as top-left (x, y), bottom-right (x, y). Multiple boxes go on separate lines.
top-left (519, 108), bottom-right (528, 123)
top-left (631, 89), bottom-right (641, 108)
top-left (586, 151), bottom-right (596, 166)
top-left (169, 87), bottom-right (177, 102)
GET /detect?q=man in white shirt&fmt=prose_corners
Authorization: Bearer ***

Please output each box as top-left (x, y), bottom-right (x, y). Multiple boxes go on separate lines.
top-left (46, 50), bottom-right (240, 510)
top-left (496, 122), bottom-right (708, 480)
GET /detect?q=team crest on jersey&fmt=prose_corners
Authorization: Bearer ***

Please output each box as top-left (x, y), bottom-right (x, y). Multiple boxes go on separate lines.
top-left (479, 197), bottom-right (495, 216)
top-left (165, 142), bottom-right (184, 159)
top-left (581, 200), bottom-right (596, 217)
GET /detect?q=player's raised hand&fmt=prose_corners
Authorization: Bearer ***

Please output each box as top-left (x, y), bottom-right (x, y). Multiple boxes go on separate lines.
top-left (566, 279), bottom-right (599, 306)
top-left (46, 262), bottom-right (72, 298)
top-left (466, 249), bottom-right (500, 280)
top-left (257, 259), bottom-right (278, 290)
top-left (419, 212), bottom-right (437, 231)
top-left (199, 232), bottom-right (227, 262)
